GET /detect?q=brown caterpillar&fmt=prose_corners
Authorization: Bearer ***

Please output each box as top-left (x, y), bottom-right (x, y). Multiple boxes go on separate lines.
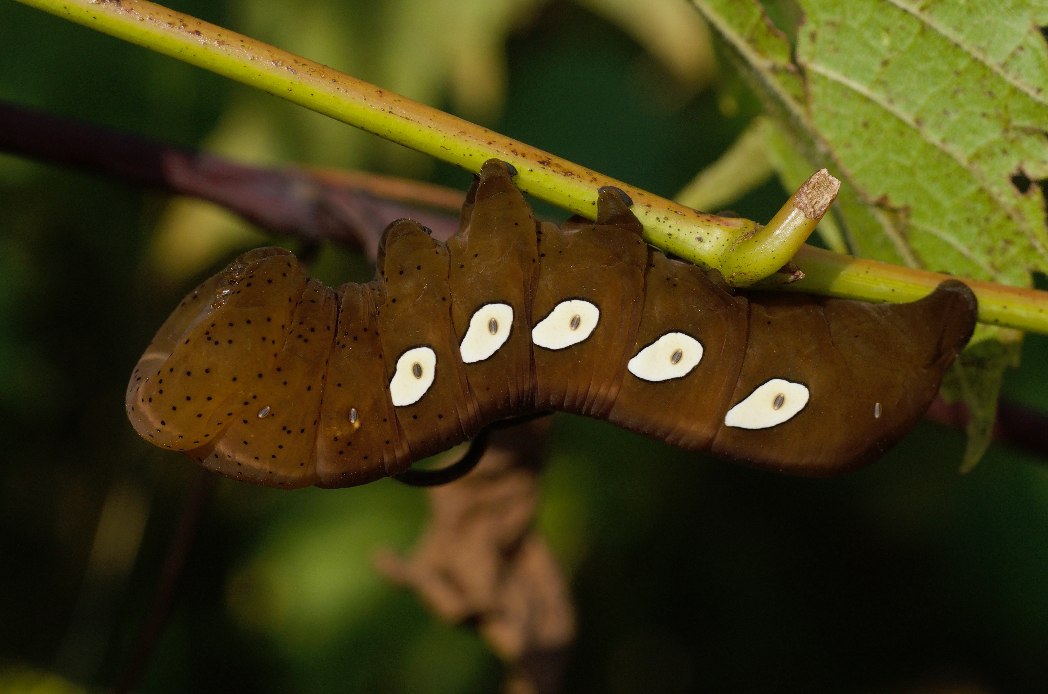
top-left (126, 159), bottom-right (977, 487)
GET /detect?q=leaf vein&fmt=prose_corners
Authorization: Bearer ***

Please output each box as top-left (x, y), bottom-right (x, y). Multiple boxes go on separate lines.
top-left (806, 61), bottom-right (971, 176)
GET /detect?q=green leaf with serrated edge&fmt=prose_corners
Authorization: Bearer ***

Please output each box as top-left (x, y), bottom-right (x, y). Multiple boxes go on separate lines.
top-left (693, 0), bottom-right (1048, 469)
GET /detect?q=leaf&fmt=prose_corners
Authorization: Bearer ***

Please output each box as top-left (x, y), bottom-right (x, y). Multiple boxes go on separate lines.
top-left (797, 0), bottom-right (1048, 283)
top-left (691, 0), bottom-right (1048, 468)
top-left (690, 0), bottom-right (807, 106)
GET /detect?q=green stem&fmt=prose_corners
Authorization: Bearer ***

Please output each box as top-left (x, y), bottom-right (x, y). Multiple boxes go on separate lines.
top-left (14, 0), bottom-right (802, 284)
top-left (720, 168), bottom-right (838, 284)
top-left (776, 247), bottom-right (1048, 335)
top-left (15, 0), bottom-right (1048, 335)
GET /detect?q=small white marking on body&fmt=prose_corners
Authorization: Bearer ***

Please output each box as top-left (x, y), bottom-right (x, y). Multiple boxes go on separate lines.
top-left (874, 402), bottom-right (882, 419)
top-left (390, 346), bottom-right (437, 406)
top-left (724, 379), bottom-right (809, 430)
top-left (460, 303), bottom-right (514, 364)
top-left (349, 407), bottom-right (360, 428)
top-left (257, 405), bottom-right (272, 419)
top-left (627, 332), bottom-right (703, 382)
top-left (532, 299), bottom-right (600, 350)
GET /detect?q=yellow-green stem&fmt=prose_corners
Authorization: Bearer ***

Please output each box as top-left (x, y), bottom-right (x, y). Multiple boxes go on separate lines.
top-left (720, 168), bottom-right (838, 284)
top-left (14, 0), bottom-right (804, 283)
top-left (775, 247), bottom-right (1048, 334)
top-left (15, 0), bottom-right (1048, 335)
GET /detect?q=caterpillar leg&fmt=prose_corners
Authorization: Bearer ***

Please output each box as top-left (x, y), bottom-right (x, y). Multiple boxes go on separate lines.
top-left (458, 159), bottom-right (528, 236)
top-left (595, 185), bottom-right (638, 227)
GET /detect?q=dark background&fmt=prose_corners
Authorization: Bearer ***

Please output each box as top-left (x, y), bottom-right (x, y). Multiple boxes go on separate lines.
top-left (2, 1), bottom-right (1047, 692)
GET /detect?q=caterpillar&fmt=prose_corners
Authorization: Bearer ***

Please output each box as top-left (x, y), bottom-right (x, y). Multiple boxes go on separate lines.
top-left (126, 159), bottom-right (977, 488)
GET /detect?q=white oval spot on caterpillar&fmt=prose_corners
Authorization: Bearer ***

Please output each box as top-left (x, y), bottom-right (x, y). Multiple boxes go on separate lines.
top-left (460, 303), bottom-right (514, 364)
top-left (390, 346), bottom-right (437, 407)
top-left (532, 299), bottom-right (599, 350)
top-left (724, 378), bottom-right (809, 430)
top-left (627, 332), bottom-right (704, 382)
top-left (257, 405), bottom-right (272, 419)
top-left (873, 401), bottom-right (882, 419)
top-left (349, 407), bottom-right (360, 429)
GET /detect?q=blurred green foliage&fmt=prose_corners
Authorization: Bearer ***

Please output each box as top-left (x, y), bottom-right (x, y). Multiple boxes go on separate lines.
top-left (1, 1), bottom-right (1047, 692)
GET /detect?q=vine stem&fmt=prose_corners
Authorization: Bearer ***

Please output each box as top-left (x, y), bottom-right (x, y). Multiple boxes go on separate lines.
top-left (778, 247), bottom-right (1048, 334)
top-left (14, 0), bottom-right (785, 282)
top-left (14, 0), bottom-right (1048, 334)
